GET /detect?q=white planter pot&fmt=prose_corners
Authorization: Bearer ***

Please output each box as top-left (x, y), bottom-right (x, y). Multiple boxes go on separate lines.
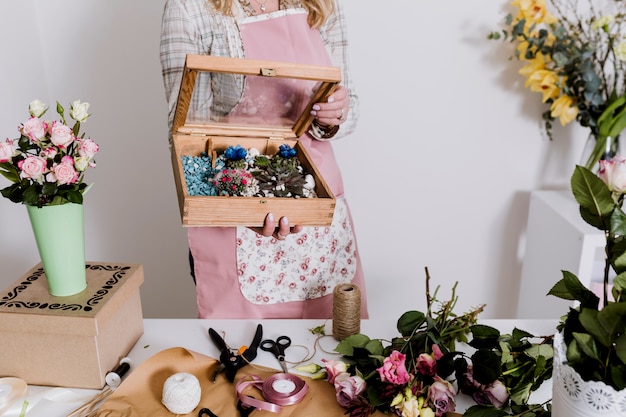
top-left (552, 332), bottom-right (626, 416)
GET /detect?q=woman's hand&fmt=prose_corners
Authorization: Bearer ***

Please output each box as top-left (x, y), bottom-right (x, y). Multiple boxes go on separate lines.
top-left (251, 213), bottom-right (303, 240)
top-left (310, 85), bottom-right (350, 126)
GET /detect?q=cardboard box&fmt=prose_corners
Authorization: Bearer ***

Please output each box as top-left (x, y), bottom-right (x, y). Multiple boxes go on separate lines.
top-left (0, 262), bottom-right (144, 389)
top-left (171, 54), bottom-right (338, 227)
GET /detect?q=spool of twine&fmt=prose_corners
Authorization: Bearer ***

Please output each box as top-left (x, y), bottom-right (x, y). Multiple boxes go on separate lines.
top-left (332, 283), bottom-right (361, 340)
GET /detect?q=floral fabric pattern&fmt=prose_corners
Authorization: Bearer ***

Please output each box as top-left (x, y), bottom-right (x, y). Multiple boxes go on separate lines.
top-left (236, 198), bottom-right (357, 304)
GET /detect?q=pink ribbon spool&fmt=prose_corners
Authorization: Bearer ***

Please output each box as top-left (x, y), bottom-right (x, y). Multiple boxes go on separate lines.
top-left (236, 374), bottom-right (309, 413)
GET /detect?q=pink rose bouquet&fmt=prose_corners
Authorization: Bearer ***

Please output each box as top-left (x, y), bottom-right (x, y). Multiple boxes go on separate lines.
top-left (0, 99), bottom-right (99, 207)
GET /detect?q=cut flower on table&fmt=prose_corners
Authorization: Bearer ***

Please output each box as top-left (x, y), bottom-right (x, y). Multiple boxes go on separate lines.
top-left (300, 270), bottom-right (554, 417)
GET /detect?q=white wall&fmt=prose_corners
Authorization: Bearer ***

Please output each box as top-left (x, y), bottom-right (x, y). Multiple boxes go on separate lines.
top-left (0, 1), bottom-right (588, 319)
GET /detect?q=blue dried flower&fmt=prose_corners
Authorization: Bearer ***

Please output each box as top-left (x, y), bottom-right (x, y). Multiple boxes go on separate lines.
top-left (278, 144), bottom-right (297, 159)
top-left (224, 145), bottom-right (247, 161)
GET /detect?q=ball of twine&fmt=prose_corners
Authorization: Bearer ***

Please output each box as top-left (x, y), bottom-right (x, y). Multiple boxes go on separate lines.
top-left (162, 372), bottom-right (201, 414)
top-left (332, 283), bottom-right (361, 340)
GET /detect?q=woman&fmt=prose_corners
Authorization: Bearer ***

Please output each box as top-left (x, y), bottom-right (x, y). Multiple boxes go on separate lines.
top-left (160, 0), bottom-right (368, 319)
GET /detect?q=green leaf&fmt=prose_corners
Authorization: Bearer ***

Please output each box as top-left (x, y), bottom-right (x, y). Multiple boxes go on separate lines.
top-left (611, 209), bottom-right (626, 240)
top-left (615, 333), bottom-right (626, 365)
top-left (570, 165), bottom-right (614, 221)
top-left (579, 308), bottom-right (610, 347)
top-left (598, 95), bottom-right (626, 137)
top-left (462, 404), bottom-right (509, 417)
top-left (572, 332), bottom-right (601, 362)
top-left (512, 328), bottom-right (533, 339)
top-left (22, 185), bottom-right (40, 206)
top-left (610, 364), bottom-right (626, 391)
top-left (396, 310), bottom-right (426, 337)
top-left (469, 324), bottom-right (500, 349)
top-left (509, 381), bottom-right (532, 405)
top-left (597, 302), bottom-right (626, 342)
top-left (0, 163), bottom-right (20, 182)
top-left (524, 344), bottom-right (553, 360)
top-left (363, 339), bottom-right (384, 356)
top-left (471, 349), bottom-right (501, 384)
top-left (0, 183), bottom-right (24, 203)
top-left (72, 121), bottom-right (81, 137)
top-left (334, 334), bottom-right (371, 356)
top-left (533, 354), bottom-right (547, 379)
top-left (66, 190), bottom-right (83, 204)
top-left (547, 270), bottom-right (599, 309)
top-left (612, 272), bottom-right (626, 302)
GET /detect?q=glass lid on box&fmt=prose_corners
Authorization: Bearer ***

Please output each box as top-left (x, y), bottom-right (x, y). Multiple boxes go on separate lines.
top-left (173, 55), bottom-right (341, 138)
top-left (187, 71), bottom-right (321, 129)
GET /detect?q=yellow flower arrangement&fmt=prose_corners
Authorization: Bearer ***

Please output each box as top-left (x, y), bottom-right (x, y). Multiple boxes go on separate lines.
top-left (490, 0), bottom-right (626, 169)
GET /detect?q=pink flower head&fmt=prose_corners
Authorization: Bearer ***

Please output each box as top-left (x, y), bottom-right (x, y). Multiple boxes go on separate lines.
top-left (41, 146), bottom-right (58, 159)
top-left (334, 374), bottom-right (366, 408)
top-left (49, 121), bottom-right (74, 148)
top-left (377, 350), bottom-right (410, 385)
top-left (428, 377), bottom-right (456, 417)
top-left (48, 159), bottom-right (78, 185)
top-left (431, 344), bottom-right (444, 360)
top-left (416, 353), bottom-right (437, 377)
top-left (18, 156), bottom-right (48, 181)
top-left (0, 139), bottom-right (16, 163)
top-left (77, 138), bottom-right (99, 158)
top-left (599, 155), bottom-right (626, 194)
top-left (21, 117), bottom-right (46, 142)
top-left (322, 359), bottom-right (348, 384)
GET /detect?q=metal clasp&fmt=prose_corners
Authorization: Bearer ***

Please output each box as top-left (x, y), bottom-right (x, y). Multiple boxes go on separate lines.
top-left (260, 68), bottom-right (276, 77)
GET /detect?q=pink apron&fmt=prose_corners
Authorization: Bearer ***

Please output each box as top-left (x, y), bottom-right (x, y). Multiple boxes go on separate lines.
top-left (189, 9), bottom-right (368, 319)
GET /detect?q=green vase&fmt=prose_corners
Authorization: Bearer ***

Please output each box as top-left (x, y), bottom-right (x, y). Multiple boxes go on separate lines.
top-left (26, 203), bottom-right (87, 297)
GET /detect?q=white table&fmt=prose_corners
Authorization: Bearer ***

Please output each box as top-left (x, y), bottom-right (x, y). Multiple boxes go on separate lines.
top-left (1, 319), bottom-right (558, 417)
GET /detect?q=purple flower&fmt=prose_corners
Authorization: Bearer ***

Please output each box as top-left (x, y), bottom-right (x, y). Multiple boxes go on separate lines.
top-left (458, 366), bottom-right (509, 409)
top-left (427, 377), bottom-right (456, 417)
top-left (471, 380), bottom-right (509, 408)
top-left (335, 374), bottom-right (366, 408)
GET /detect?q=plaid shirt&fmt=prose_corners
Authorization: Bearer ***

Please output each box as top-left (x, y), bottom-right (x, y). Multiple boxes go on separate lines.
top-left (160, 0), bottom-right (359, 142)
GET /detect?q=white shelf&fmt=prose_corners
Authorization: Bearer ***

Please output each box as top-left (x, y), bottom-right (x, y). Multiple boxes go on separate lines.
top-left (517, 190), bottom-right (606, 319)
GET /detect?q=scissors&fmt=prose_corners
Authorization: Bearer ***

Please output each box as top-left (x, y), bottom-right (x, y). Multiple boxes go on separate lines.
top-left (260, 335), bottom-right (291, 373)
top-left (198, 401), bottom-right (254, 417)
top-left (209, 324), bottom-right (263, 382)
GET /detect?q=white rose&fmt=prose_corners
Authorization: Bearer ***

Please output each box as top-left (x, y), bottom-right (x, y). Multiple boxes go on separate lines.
top-left (28, 100), bottom-right (48, 118)
top-left (74, 156), bottom-right (90, 171)
top-left (69, 100), bottom-right (90, 122)
top-left (49, 121), bottom-right (74, 148)
top-left (599, 156), bottom-right (626, 194)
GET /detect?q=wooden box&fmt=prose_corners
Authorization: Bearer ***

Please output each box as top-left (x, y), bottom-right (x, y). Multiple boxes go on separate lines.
top-left (0, 263), bottom-right (144, 389)
top-left (171, 54), bottom-right (339, 227)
